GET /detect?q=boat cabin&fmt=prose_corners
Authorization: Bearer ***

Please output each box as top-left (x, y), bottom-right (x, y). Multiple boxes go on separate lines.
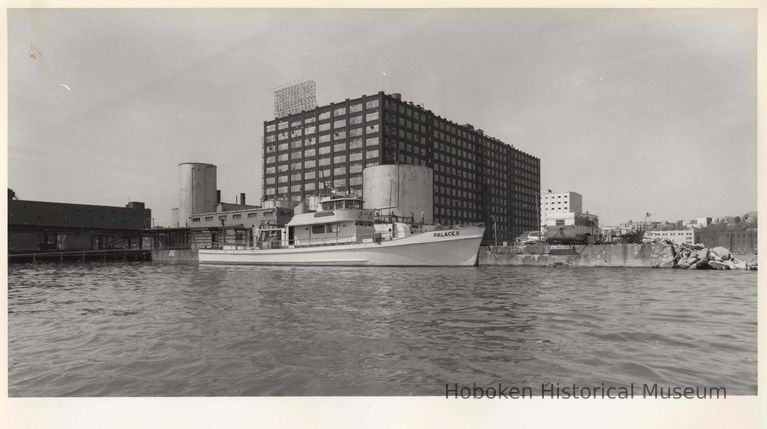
top-left (249, 195), bottom-right (416, 249)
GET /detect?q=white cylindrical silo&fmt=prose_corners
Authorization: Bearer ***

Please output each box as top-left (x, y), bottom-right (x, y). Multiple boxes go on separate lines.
top-left (362, 164), bottom-right (433, 224)
top-left (178, 162), bottom-right (217, 227)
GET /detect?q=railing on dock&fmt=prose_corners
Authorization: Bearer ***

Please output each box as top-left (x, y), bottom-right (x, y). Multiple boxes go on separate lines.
top-left (9, 248), bottom-right (151, 263)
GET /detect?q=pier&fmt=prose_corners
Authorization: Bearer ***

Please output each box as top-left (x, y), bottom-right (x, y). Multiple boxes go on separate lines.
top-left (478, 243), bottom-right (675, 268)
top-left (9, 249), bottom-right (151, 263)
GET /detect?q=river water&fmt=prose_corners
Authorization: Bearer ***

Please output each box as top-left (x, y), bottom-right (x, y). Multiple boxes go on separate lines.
top-left (8, 263), bottom-right (757, 396)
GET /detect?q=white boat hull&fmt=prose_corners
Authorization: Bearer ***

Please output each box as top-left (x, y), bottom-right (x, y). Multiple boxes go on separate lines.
top-left (198, 226), bottom-right (485, 266)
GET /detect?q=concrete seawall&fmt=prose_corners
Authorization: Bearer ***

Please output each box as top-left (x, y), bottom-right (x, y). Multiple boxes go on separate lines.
top-left (151, 249), bottom-right (199, 264)
top-left (479, 244), bottom-right (675, 268)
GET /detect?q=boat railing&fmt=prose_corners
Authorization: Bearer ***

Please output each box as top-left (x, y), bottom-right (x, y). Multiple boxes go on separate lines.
top-left (208, 224), bottom-right (485, 251)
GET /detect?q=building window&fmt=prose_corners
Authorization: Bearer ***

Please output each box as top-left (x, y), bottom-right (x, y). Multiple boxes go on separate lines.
top-left (366, 99), bottom-right (379, 109)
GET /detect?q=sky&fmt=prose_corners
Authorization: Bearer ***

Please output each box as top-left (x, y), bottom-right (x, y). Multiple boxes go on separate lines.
top-left (6, 8), bottom-right (757, 226)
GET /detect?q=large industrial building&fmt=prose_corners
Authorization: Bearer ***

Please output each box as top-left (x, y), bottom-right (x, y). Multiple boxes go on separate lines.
top-left (262, 91), bottom-right (540, 242)
top-left (8, 188), bottom-right (151, 256)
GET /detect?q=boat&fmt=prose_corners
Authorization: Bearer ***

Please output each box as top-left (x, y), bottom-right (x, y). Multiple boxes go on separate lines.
top-left (198, 194), bottom-right (485, 266)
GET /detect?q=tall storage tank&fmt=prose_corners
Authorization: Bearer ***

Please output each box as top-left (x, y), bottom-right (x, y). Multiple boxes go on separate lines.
top-left (362, 164), bottom-right (433, 224)
top-left (178, 162), bottom-right (217, 227)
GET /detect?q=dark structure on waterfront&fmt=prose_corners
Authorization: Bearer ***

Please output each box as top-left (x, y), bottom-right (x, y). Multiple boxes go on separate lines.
top-left (262, 91), bottom-right (540, 242)
top-left (695, 213), bottom-right (758, 254)
top-left (8, 189), bottom-right (152, 260)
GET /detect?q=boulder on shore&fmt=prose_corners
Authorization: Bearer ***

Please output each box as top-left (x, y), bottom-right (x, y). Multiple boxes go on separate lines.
top-left (711, 247), bottom-right (731, 261)
top-left (708, 260), bottom-right (727, 270)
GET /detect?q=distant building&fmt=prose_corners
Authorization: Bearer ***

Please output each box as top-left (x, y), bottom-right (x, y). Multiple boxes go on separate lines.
top-left (186, 205), bottom-right (293, 249)
top-left (8, 191), bottom-right (151, 253)
top-left (540, 190), bottom-right (582, 223)
top-left (696, 222), bottom-right (757, 254)
top-left (643, 229), bottom-right (695, 245)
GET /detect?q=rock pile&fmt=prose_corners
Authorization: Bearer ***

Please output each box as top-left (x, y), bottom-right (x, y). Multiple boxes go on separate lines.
top-left (670, 243), bottom-right (754, 270)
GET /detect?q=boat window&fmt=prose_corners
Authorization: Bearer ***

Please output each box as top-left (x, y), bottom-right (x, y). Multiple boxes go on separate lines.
top-left (335, 201), bottom-right (343, 210)
top-left (312, 225), bottom-right (325, 234)
top-left (327, 224), bottom-right (338, 233)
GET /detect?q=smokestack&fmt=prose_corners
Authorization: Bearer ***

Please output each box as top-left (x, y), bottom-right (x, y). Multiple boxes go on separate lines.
top-left (216, 190), bottom-right (221, 204)
top-left (240, 193), bottom-right (246, 205)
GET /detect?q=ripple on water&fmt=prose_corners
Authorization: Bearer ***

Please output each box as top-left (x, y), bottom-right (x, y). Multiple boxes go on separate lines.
top-left (7, 263), bottom-right (757, 396)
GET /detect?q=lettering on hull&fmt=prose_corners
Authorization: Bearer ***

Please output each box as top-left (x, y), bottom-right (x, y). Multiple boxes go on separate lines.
top-left (433, 231), bottom-right (459, 238)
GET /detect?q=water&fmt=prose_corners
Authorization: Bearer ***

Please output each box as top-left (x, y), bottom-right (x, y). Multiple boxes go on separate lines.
top-left (8, 263), bottom-right (757, 396)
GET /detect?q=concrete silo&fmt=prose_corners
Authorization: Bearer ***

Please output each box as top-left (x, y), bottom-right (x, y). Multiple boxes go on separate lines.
top-left (362, 164), bottom-right (433, 224)
top-left (177, 162), bottom-right (217, 227)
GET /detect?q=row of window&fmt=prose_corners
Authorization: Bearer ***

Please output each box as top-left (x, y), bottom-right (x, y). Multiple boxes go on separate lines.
top-left (266, 99), bottom-right (381, 133)
top-left (191, 211), bottom-right (277, 223)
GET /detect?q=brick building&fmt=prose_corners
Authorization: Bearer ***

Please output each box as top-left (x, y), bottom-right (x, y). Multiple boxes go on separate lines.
top-left (262, 91), bottom-right (540, 242)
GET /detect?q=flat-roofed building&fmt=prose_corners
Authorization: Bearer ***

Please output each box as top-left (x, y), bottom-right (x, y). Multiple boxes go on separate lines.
top-left (8, 192), bottom-right (151, 253)
top-left (644, 228), bottom-right (695, 245)
top-left (540, 190), bottom-right (582, 222)
top-left (262, 91), bottom-right (540, 242)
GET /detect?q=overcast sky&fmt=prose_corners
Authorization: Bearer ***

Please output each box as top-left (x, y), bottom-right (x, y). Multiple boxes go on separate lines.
top-left (7, 8), bottom-right (756, 226)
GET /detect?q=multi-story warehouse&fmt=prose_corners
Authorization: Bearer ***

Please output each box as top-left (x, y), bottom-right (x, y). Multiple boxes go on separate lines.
top-left (262, 91), bottom-right (540, 242)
